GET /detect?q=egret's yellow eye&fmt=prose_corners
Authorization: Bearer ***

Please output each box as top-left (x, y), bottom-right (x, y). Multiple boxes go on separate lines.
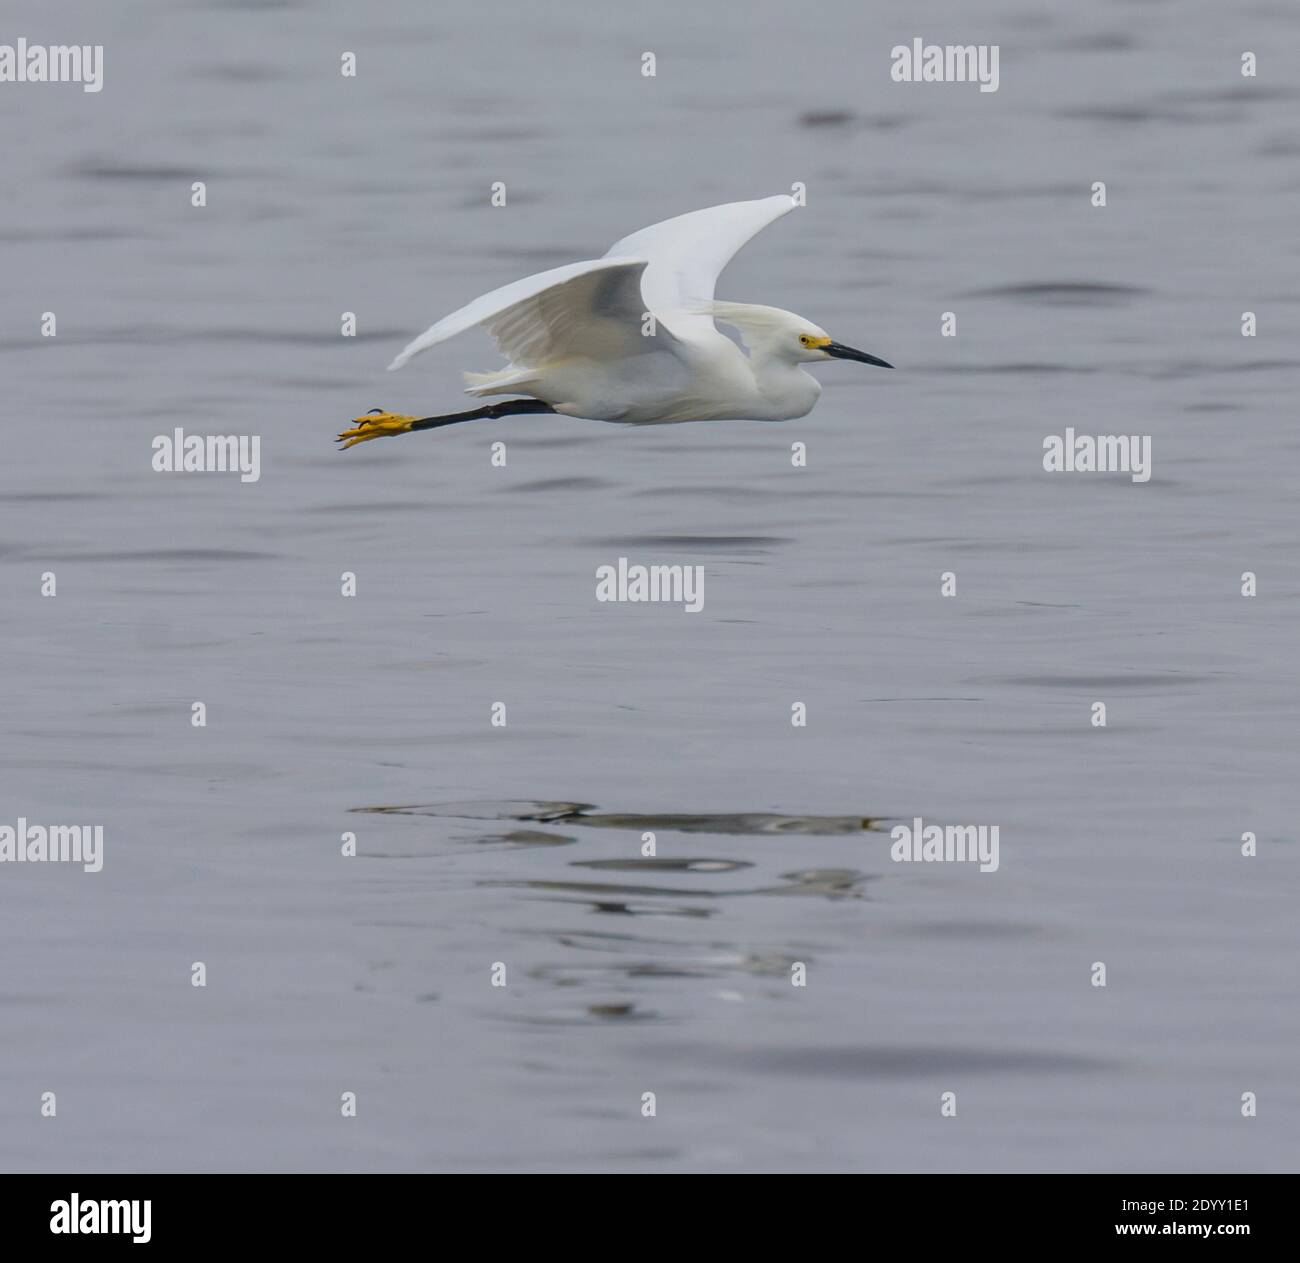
top-left (799, 334), bottom-right (814, 347)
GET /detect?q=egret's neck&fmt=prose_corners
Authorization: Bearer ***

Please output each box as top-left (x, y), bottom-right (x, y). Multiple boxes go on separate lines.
top-left (753, 354), bottom-right (821, 420)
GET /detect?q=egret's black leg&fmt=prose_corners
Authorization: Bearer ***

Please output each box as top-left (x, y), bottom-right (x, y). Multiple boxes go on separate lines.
top-left (410, 399), bottom-right (557, 432)
top-left (338, 399), bottom-right (557, 448)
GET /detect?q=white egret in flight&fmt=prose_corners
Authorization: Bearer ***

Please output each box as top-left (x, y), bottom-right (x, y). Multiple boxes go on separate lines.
top-left (337, 194), bottom-right (891, 449)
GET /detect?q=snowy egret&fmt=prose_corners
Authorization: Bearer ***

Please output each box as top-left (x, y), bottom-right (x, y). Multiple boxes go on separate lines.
top-left (336, 194), bottom-right (891, 449)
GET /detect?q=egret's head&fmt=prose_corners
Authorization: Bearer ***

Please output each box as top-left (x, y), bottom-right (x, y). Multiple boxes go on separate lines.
top-left (707, 302), bottom-right (893, 369)
top-left (794, 324), bottom-right (893, 369)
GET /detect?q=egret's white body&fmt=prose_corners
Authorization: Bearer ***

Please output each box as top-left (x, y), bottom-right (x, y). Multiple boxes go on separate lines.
top-left (338, 195), bottom-right (890, 447)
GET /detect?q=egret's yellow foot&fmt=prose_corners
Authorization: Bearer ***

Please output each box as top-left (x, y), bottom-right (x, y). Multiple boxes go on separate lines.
top-left (336, 409), bottom-right (418, 450)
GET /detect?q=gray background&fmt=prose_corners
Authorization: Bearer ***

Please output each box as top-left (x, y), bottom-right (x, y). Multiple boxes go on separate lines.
top-left (2, 0), bottom-right (1297, 1173)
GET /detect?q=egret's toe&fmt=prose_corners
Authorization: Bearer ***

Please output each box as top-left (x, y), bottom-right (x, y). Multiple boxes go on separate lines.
top-left (336, 410), bottom-right (418, 450)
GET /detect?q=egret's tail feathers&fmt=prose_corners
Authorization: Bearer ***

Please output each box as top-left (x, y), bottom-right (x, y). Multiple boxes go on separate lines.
top-left (462, 366), bottom-right (541, 398)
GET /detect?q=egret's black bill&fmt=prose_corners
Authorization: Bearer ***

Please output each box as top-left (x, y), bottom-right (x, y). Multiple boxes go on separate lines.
top-left (826, 341), bottom-right (893, 368)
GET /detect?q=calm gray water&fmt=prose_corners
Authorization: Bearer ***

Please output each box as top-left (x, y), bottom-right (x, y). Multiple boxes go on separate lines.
top-left (2, 0), bottom-right (1298, 1173)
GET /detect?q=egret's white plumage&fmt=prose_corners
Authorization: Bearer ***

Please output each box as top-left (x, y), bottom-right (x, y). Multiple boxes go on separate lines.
top-left (338, 194), bottom-right (890, 448)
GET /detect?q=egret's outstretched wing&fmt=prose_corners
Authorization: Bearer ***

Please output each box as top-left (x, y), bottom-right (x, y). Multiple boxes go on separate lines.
top-left (388, 257), bottom-right (661, 371)
top-left (603, 194), bottom-right (798, 342)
